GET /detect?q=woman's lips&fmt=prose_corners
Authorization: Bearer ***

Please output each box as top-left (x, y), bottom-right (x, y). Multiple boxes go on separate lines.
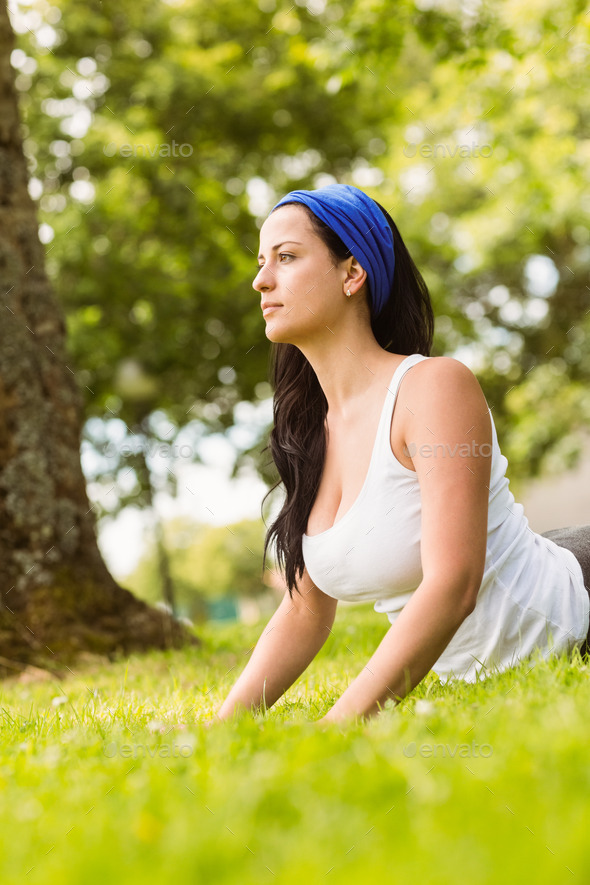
top-left (262, 305), bottom-right (282, 317)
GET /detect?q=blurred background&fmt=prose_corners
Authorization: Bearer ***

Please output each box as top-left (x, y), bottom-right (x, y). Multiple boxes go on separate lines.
top-left (8, 0), bottom-right (590, 625)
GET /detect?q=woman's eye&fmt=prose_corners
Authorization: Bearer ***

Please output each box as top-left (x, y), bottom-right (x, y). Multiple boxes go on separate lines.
top-left (255, 254), bottom-right (293, 272)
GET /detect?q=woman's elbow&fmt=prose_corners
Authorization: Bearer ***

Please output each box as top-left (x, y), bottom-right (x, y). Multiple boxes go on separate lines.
top-left (462, 571), bottom-right (484, 615)
top-left (428, 567), bottom-right (483, 618)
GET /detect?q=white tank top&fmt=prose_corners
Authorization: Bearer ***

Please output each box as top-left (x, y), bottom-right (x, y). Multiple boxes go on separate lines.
top-left (301, 353), bottom-right (590, 683)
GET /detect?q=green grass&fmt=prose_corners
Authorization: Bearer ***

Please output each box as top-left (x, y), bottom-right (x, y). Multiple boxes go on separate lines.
top-left (1, 603), bottom-right (589, 884)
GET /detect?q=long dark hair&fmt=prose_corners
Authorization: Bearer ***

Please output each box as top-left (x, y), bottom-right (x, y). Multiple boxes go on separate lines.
top-left (260, 198), bottom-right (434, 598)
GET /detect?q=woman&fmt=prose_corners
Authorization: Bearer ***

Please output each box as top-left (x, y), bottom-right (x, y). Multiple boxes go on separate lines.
top-left (213, 183), bottom-right (590, 725)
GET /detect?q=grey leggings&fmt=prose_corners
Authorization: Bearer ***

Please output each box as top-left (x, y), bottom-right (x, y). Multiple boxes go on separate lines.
top-left (540, 524), bottom-right (590, 657)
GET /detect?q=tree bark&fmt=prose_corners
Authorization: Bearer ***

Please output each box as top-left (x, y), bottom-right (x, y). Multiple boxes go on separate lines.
top-left (0, 0), bottom-right (197, 677)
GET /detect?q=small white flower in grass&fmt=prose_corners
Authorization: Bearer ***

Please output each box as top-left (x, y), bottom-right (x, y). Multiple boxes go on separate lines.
top-left (147, 720), bottom-right (165, 733)
top-left (51, 696), bottom-right (68, 707)
top-left (414, 700), bottom-right (435, 715)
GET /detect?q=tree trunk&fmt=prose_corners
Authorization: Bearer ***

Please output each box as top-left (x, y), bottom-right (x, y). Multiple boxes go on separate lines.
top-left (0, 0), bottom-right (197, 677)
top-left (153, 512), bottom-right (179, 618)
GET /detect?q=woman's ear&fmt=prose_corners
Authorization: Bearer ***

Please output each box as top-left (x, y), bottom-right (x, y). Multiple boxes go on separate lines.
top-left (343, 256), bottom-right (367, 296)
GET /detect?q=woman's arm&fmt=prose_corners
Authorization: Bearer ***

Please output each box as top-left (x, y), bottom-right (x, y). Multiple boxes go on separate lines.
top-left (320, 357), bottom-right (492, 723)
top-left (211, 568), bottom-right (338, 722)
top-left (317, 574), bottom-right (477, 723)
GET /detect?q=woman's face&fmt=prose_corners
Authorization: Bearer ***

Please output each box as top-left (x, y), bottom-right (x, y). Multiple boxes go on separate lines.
top-left (253, 204), bottom-right (358, 345)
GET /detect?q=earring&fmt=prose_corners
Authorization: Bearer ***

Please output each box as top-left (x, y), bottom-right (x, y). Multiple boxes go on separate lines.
top-left (346, 289), bottom-right (352, 298)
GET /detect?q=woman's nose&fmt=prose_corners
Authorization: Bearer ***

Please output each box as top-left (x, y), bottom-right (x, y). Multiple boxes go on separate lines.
top-left (253, 264), bottom-right (273, 292)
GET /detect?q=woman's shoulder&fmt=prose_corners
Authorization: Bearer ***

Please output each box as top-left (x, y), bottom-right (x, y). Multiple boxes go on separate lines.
top-left (407, 354), bottom-right (481, 384)
top-left (401, 355), bottom-right (489, 412)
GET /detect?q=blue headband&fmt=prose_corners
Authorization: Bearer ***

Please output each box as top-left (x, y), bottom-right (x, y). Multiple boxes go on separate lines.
top-left (270, 183), bottom-right (395, 316)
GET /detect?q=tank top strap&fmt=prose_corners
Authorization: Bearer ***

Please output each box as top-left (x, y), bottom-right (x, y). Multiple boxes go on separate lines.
top-left (374, 353), bottom-right (431, 461)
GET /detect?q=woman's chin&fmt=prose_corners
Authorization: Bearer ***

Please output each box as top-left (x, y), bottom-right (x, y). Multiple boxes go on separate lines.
top-left (264, 324), bottom-right (289, 342)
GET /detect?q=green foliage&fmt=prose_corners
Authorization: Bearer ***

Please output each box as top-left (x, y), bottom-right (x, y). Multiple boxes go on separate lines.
top-left (16, 0), bottom-right (383, 422)
top-left (122, 515), bottom-right (272, 617)
top-left (0, 605), bottom-right (589, 883)
top-left (10, 0), bottom-right (590, 513)
top-left (503, 361), bottom-right (590, 474)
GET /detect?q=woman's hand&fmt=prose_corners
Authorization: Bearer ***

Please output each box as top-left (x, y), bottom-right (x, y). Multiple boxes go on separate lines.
top-left (313, 713), bottom-right (344, 727)
top-left (314, 706), bottom-right (374, 726)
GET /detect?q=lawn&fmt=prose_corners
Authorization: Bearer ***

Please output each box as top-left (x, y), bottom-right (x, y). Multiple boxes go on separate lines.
top-left (1, 603), bottom-right (589, 884)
